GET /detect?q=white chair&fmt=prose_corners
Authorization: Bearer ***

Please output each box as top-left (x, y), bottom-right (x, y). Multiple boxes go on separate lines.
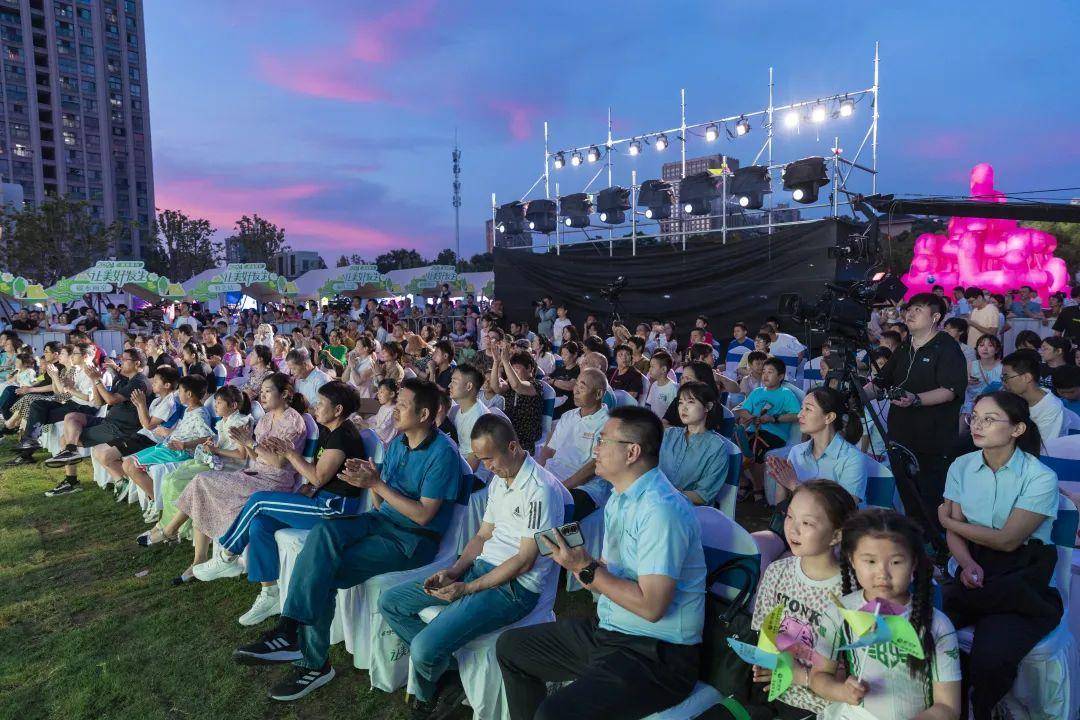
top-left (611, 389), bottom-right (636, 408)
top-left (405, 498), bottom-right (578, 720)
top-left (724, 346), bottom-right (750, 375)
top-left (1040, 435), bottom-right (1080, 646)
top-left (955, 494), bottom-right (1078, 720)
top-left (863, 453), bottom-right (897, 510)
top-left (773, 353), bottom-right (802, 385)
top-left (801, 357), bottom-right (824, 391)
top-left (713, 434), bottom-right (742, 519)
top-left (1061, 407), bottom-right (1080, 436)
top-left (537, 381), bottom-right (556, 452)
top-left (643, 506), bottom-right (761, 720)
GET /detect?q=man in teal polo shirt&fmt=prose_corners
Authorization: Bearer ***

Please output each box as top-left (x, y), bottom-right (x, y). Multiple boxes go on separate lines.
top-left (232, 377), bottom-right (464, 702)
top-left (496, 406), bottom-right (706, 720)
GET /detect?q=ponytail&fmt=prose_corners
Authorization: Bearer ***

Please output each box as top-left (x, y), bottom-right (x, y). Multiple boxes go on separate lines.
top-left (807, 386), bottom-right (864, 445)
top-left (972, 390), bottom-right (1042, 456)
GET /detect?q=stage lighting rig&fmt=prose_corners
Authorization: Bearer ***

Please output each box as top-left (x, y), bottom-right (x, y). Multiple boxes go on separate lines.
top-left (637, 179), bottom-right (673, 220)
top-left (839, 97), bottom-right (854, 117)
top-left (811, 104), bottom-right (827, 123)
top-left (654, 133), bottom-right (669, 151)
top-left (570, 151), bottom-right (583, 167)
top-left (552, 152), bottom-right (565, 170)
top-left (783, 156), bottom-right (829, 204)
top-left (559, 192), bottom-right (593, 228)
top-left (597, 186), bottom-right (631, 224)
top-left (704, 124), bottom-right (719, 142)
top-left (495, 201), bottom-right (526, 234)
top-left (526, 199), bottom-right (557, 234)
top-left (783, 110), bottom-right (800, 129)
top-left (679, 171), bottom-right (721, 216)
top-left (628, 139), bottom-right (641, 156)
top-left (735, 116), bottom-right (750, 136)
top-left (587, 145), bottom-right (601, 163)
top-left (732, 165), bottom-right (771, 210)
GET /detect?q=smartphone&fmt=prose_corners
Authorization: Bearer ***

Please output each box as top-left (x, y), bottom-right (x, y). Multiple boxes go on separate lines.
top-left (534, 522), bottom-right (584, 557)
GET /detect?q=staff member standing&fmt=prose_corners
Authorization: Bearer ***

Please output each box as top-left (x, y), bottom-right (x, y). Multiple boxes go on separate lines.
top-left (866, 292), bottom-right (967, 541)
top-left (496, 406), bottom-right (706, 720)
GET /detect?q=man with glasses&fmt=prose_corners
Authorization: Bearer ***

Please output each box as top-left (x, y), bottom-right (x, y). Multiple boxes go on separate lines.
top-left (496, 405), bottom-right (706, 720)
top-left (865, 292), bottom-right (968, 542)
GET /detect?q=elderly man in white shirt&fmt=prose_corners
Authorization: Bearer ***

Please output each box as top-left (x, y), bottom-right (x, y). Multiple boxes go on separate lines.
top-left (537, 368), bottom-right (610, 521)
top-left (285, 347), bottom-right (330, 408)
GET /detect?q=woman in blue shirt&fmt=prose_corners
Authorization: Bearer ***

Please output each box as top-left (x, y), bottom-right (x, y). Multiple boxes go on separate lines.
top-left (938, 390), bottom-right (1062, 720)
top-left (659, 381), bottom-right (729, 506)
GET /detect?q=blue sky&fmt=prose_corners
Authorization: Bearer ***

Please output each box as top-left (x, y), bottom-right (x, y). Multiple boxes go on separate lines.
top-left (143, 0), bottom-right (1080, 262)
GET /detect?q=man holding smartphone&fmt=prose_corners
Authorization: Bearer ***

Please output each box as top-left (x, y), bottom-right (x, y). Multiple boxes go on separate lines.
top-left (379, 414), bottom-right (572, 720)
top-left (496, 406), bottom-right (706, 720)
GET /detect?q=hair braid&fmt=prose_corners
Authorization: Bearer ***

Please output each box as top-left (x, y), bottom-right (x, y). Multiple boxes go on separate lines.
top-left (907, 553), bottom-right (936, 680)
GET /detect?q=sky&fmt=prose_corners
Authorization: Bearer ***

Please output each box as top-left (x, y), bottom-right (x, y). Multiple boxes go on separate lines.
top-left (143, 0), bottom-right (1080, 263)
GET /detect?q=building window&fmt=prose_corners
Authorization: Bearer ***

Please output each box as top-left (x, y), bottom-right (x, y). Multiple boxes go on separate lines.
top-left (55, 4), bottom-right (73, 19)
top-left (130, 99), bottom-right (141, 111)
top-left (77, 7), bottom-right (91, 20)
top-left (81, 79), bottom-right (95, 93)
top-left (13, 144), bottom-right (31, 157)
top-left (84, 98), bottom-right (96, 111)
top-left (79, 44), bottom-right (94, 58)
top-left (63, 130), bottom-right (77, 145)
top-left (80, 61), bottom-right (95, 76)
top-left (112, 126), bottom-right (125, 137)
top-left (129, 83), bottom-right (140, 97)
top-left (80, 25), bottom-right (92, 41)
top-left (62, 112), bottom-right (78, 127)
top-left (128, 67), bottom-right (139, 81)
top-left (11, 122), bottom-right (29, 139)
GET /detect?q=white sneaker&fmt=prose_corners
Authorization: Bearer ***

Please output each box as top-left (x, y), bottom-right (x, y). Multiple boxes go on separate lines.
top-left (192, 552), bottom-right (243, 582)
top-left (142, 505), bottom-right (161, 524)
top-left (239, 585), bottom-right (281, 626)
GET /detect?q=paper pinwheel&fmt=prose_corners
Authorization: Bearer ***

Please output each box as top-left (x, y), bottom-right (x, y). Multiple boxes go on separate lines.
top-left (835, 598), bottom-right (924, 660)
top-left (726, 605), bottom-right (794, 701)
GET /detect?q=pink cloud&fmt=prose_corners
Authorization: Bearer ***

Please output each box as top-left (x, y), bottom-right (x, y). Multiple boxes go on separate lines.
top-left (256, 52), bottom-right (388, 103)
top-left (349, 0), bottom-right (438, 64)
top-left (486, 99), bottom-right (544, 141)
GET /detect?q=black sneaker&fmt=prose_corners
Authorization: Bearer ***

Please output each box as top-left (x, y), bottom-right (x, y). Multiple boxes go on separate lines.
top-left (4, 453), bottom-right (37, 467)
top-left (44, 479), bottom-right (82, 497)
top-left (15, 436), bottom-right (41, 452)
top-left (232, 627), bottom-right (302, 665)
top-left (267, 663), bottom-right (335, 702)
top-left (44, 449), bottom-right (84, 468)
top-left (409, 698), bottom-right (439, 720)
top-left (430, 670), bottom-right (467, 720)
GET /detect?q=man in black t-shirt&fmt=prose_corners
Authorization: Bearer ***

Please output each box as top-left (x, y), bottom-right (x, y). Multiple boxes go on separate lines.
top-left (1052, 297), bottom-right (1080, 343)
top-left (866, 293), bottom-right (967, 540)
top-left (190, 381), bottom-right (369, 626)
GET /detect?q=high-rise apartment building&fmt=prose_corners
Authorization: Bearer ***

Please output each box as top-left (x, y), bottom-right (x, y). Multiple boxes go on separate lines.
top-left (0, 0), bottom-right (153, 258)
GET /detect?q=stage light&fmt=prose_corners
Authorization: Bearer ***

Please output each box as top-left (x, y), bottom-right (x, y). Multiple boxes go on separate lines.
top-left (553, 152), bottom-right (565, 170)
top-left (525, 199), bottom-right (557, 234)
top-left (678, 170), bottom-right (720, 216)
top-left (731, 165), bottom-right (771, 210)
top-left (587, 145), bottom-right (601, 163)
top-left (704, 124), bottom-right (719, 142)
top-left (597, 186), bottom-right (631, 225)
top-left (655, 133), bottom-right (668, 151)
top-left (782, 156), bottom-right (829, 204)
top-left (784, 110), bottom-right (800, 129)
top-left (811, 104), bottom-right (827, 123)
top-left (628, 139), bottom-right (641, 156)
top-left (558, 192), bottom-right (593, 228)
top-left (570, 151), bottom-right (583, 166)
top-left (637, 179), bottom-right (673, 220)
top-left (839, 97), bottom-right (854, 117)
top-left (735, 116), bottom-right (750, 136)
top-left (495, 201), bottom-right (526, 234)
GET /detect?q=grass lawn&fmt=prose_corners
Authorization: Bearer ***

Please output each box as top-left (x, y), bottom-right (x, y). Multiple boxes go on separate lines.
top-left (0, 443), bottom-right (772, 720)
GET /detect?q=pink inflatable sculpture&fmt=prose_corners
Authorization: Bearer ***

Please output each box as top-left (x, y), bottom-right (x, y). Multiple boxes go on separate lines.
top-left (900, 163), bottom-right (1069, 302)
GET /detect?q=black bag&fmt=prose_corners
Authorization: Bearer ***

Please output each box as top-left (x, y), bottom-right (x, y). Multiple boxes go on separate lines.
top-left (698, 557), bottom-right (769, 715)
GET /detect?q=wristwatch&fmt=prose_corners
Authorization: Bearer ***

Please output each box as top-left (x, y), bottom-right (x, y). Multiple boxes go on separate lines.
top-left (577, 561), bottom-right (601, 585)
top-left (911, 393), bottom-right (922, 407)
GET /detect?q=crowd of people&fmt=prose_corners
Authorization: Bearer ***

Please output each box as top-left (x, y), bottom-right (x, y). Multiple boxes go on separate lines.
top-left (0, 281), bottom-right (1077, 720)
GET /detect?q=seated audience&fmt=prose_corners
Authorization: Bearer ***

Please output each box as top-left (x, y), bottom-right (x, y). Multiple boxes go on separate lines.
top-left (286, 348), bottom-right (331, 408)
top-left (488, 345), bottom-right (543, 452)
top-left (1001, 350), bottom-right (1064, 441)
top-left (1051, 364), bottom-right (1080, 415)
top-left (643, 350), bottom-right (677, 418)
top-left (608, 344), bottom-right (645, 401)
top-left (734, 357), bottom-right (801, 502)
top-left (658, 381), bottom-right (729, 506)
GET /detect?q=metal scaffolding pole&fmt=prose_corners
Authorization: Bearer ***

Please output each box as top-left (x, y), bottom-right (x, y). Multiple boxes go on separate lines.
top-left (543, 121), bottom-right (550, 200)
top-left (872, 42), bottom-right (880, 194)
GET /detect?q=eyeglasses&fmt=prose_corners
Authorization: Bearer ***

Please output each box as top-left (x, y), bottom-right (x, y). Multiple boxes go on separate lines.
top-left (1000, 372), bottom-right (1024, 383)
top-left (595, 432), bottom-right (635, 447)
top-left (969, 415), bottom-right (1013, 430)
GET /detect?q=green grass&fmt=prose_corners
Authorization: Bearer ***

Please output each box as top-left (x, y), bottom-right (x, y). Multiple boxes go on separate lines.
top-left (0, 445), bottom-right (768, 720)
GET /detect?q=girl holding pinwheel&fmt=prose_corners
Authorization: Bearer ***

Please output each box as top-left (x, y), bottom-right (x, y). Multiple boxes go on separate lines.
top-left (747, 480), bottom-right (857, 719)
top-left (937, 391), bottom-right (1061, 720)
top-left (815, 509), bottom-right (961, 720)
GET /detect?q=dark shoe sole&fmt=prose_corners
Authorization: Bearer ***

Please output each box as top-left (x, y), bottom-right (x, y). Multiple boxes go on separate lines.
top-left (44, 454), bottom-right (85, 468)
top-left (232, 649), bottom-right (303, 666)
top-left (267, 666), bottom-right (335, 701)
top-left (44, 486), bottom-right (82, 497)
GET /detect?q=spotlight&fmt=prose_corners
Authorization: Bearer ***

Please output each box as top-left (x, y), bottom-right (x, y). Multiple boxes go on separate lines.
top-left (525, 199), bottom-right (557, 234)
top-left (783, 111), bottom-right (800, 129)
top-left (570, 151), bottom-right (583, 166)
top-left (678, 170), bottom-right (720, 216)
top-left (558, 192), bottom-right (593, 228)
top-left (735, 116), bottom-right (750, 136)
top-left (628, 139), bottom-right (641, 156)
top-left (811, 104), bottom-right (827, 123)
top-left (637, 179), bottom-right (673, 220)
top-left (597, 186), bottom-right (630, 225)
top-left (704, 124), bottom-right (719, 142)
top-left (839, 97), bottom-right (854, 117)
top-left (587, 145), bottom-right (601, 163)
top-left (495, 201), bottom-right (527, 237)
top-left (552, 152), bottom-right (565, 170)
top-left (782, 156), bottom-right (829, 204)
top-left (655, 133), bottom-right (668, 151)
top-left (731, 165), bottom-right (771, 210)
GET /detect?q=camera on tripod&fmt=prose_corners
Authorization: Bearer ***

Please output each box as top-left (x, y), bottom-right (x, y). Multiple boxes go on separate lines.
top-left (871, 377), bottom-right (907, 401)
top-left (599, 276), bottom-right (628, 301)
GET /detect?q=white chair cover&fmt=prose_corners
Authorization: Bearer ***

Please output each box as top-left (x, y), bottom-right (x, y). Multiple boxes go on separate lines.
top-left (611, 389), bottom-right (636, 408)
top-left (724, 346), bottom-right (751, 375)
top-left (1061, 408), bottom-right (1080, 436)
top-left (537, 381), bottom-right (556, 451)
top-left (801, 357), bottom-right (824, 391)
top-left (713, 434), bottom-right (742, 519)
top-left (1040, 435), bottom-right (1080, 651)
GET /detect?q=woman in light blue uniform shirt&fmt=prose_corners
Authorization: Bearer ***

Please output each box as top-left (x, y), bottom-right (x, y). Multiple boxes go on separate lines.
top-left (658, 381), bottom-right (729, 507)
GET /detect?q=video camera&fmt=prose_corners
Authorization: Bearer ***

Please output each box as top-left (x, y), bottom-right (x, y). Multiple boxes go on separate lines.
top-left (599, 275), bottom-right (628, 301)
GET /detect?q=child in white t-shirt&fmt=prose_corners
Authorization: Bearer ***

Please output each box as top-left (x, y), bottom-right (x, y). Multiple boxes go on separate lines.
top-left (644, 351), bottom-right (678, 419)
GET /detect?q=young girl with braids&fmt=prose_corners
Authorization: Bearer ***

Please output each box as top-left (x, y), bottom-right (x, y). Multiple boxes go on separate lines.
top-left (750, 480), bottom-right (858, 719)
top-left (937, 391), bottom-right (1061, 720)
top-left (814, 509), bottom-right (961, 720)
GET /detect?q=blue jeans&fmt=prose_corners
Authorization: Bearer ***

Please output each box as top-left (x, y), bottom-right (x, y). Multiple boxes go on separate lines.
top-left (282, 511), bottom-right (438, 670)
top-left (379, 559), bottom-right (540, 702)
top-left (217, 489), bottom-right (343, 583)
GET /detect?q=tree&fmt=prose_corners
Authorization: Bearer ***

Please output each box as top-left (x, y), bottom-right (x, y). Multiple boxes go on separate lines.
top-left (0, 196), bottom-right (127, 286)
top-left (336, 255), bottom-right (349, 267)
top-left (456, 252), bottom-right (494, 272)
top-left (375, 248), bottom-right (426, 274)
top-left (143, 208), bottom-right (221, 281)
top-left (1024, 221), bottom-right (1080, 279)
top-left (225, 214), bottom-right (288, 266)
top-left (433, 248), bottom-right (457, 267)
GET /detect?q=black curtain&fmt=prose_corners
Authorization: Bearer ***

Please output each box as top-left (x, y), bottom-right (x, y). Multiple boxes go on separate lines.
top-left (495, 219), bottom-right (853, 345)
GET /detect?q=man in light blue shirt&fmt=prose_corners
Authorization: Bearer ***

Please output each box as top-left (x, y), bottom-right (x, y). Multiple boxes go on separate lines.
top-left (497, 406), bottom-right (705, 720)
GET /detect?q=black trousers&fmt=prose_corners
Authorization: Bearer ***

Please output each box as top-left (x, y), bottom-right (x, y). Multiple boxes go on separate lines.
top-left (570, 488), bottom-right (597, 522)
top-left (941, 541), bottom-right (1062, 720)
top-left (24, 400), bottom-right (97, 434)
top-left (888, 448), bottom-right (950, 540)
top-left (496, 616), bottom-right (699, 720)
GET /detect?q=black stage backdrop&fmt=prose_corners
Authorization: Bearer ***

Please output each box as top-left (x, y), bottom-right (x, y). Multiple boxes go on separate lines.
top-left (495, 218), bottom-right (855, 346)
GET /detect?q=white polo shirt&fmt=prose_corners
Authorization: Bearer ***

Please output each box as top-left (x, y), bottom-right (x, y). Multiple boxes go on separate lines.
top-left (1030, 390), bottom-right (1064, 441)
top-left (479, 455), bottom-right (572, 593)
top-left (138, 391), bottom-right (183, 441)
top-left (544, 405), bottom-right (611, 505)
top-left (452, 398), bottom-right (488, 457)
top-left (294, 367), bottom-right (331, 408)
